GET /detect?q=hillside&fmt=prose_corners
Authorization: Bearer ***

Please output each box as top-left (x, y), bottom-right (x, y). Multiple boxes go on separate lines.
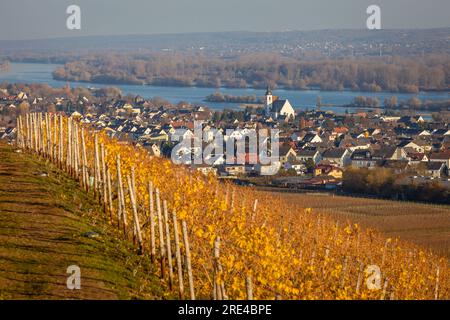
top-left (1, 28), bottom-right (449, 57)
top-left (0, 142), bottom-right (165, 299)
top-left (8, 113), bottom-right (448, 300)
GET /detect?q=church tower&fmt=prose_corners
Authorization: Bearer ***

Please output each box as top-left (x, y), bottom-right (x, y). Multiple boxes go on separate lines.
top-left (265, 85), bottom-right (273, 116)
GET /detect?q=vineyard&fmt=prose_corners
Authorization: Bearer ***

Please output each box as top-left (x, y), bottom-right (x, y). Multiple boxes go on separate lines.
top-left (13, 113), bottom-right (449, 300)
top-left (257, 190), bottom-right (450, 258)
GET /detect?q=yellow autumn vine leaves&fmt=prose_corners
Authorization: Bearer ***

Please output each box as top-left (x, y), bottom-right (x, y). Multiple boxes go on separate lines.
top-left (37, 117), bottom-right (450, 300)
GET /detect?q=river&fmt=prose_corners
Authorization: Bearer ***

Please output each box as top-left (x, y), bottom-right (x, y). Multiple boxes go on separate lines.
top-left (0, 62), bottom-right (448, 114)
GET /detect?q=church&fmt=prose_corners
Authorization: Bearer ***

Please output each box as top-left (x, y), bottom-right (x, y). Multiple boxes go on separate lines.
top-left (264, 86), bottom-right (295, 121)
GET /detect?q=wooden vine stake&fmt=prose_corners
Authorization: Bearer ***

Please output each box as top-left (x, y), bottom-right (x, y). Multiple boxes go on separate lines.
top-left (340, 256), bottom-right (348, 288)
top-left (53, 114), bottom-right (57, 162)
top-left (381, 239), bottom-right (390, 268)
top-left (246, 275), bottom-right (253, 300)
top-left (131, 168), bottom-right (138, 244)
top-left (380, 278), bottom-right (389, 300)
top-left (37, 113), bottom-right (40, 154)
top-left (434, 266), bottom-right (440, 300)
top-left (33, 113), bottom-right (36, 150)
top-left (19, 115), bottom-right (23, 149)
top-left (230, 188), bottom-right (235, 210)
top-left (36, 113), bottom-right (40, 153)
top-left (33, 113), bottom-right (37, 152)
top-left (38, 113), bottom-right (43, 157)
top-left (34, 113), bottom-right (37, 152)
top-left (21, 114), bottom-right (25, 148)
top-left (40, 113), bottom-right (44, 155)
top-left (15, 115), bottom-right (20, 148)
top-left (127, 175), bottom-right (143, 254)
top-left (25, 114), bottom-right (30, 149)
top-left (31, 113), bottom-right (35, 153)
top-left (163, 200), bottom-right (174, 290)
top-left (355, 262), bottom-right (363, 295)
top-left (106, 168), bottom-right (113, 222)
top-left (39, 113), bottom-right (44, 155)
top-left (155, 188), bottom-right (166, 279)
top-left (22, 115), bottom-right (26, 149)
top-left (251, 199), bottom-right (258, 222)
top-left (67, 117), bottom-right (72, 174)
top-left (73, 123), bottom-right (80, 180)
top-left (42, 113), bottom-right (46, 155)
top-left (80, 128), bottom-right (87, 190)
top-left (93, 133), bottom-right (100, 197)
top-left (49, 113), bottom-right (53, 158)
top-left (27, 113), bottom-right (31, 150)
top-left (70, 117), bottom-right (74, 174)
top-left (101, 144), bottom-right (107, 212)
top-left (45, 113), bottom-right (50, 158)
top-left (182, 220), bottom-right (195, 300)
top-left (172, 210), bottom-right (184, 299)
top-left (26, 114), bottom-right (33, 150)
top-left (49, 113), bottom-right (52, 159)
top-left (59, 114), bottom-right (63, 168)
top-left (30, 113), bottom-right (34, 151)
top-left (213, 236), bottom-right (223, 300)
top-left (32, 113), bottom-right (36, 153)
top-left (116, 155), bottom-right (127, 236)
top-left (148, 182), bottom-right (156, 264)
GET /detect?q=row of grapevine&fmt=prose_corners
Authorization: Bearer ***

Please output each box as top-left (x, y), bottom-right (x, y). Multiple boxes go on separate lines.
top-left (15, 113), bottom-right (449, 299)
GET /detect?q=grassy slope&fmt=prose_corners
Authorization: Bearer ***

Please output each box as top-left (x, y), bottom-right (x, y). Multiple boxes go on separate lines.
top-left (0, 142), bottom-right (166, 299)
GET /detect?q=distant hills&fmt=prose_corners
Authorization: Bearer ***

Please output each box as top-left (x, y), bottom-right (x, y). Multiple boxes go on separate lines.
top-left (0, 28), bottom-right (449, 59)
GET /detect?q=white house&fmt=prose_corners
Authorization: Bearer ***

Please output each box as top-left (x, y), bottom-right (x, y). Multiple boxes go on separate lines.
top-left (170, 128), bottom-right (193, 141)
top-left (418, 130), bottom-right (431, 136)
top-left (297, 149), bottom-right (321, 164)
top-left (302, 133), bottom-right (323, 144)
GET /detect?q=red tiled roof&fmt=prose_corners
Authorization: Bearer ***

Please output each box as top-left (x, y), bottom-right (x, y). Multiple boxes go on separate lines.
top-left (430, 152), bottom-right (450, 160)
top-left (333, 127), bottom-right (349, 134)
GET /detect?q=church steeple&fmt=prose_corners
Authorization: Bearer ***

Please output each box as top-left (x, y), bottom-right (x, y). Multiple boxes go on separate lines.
top-left (265, 85), bottom-right (273, 116)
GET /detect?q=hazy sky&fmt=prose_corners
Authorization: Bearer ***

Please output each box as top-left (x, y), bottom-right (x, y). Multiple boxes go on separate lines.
top-left (0, 0), bottom-right (449, 40)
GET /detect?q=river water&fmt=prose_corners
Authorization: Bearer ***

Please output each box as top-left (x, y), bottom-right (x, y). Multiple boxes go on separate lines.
top-left (0, 62), bottom-right (448, 113)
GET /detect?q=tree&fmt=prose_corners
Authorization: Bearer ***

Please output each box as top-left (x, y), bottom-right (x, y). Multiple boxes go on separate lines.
top-left (51, 53), bottom-right (450, 93)
top-left (212, 111), bottom-right (221, 123)
top-left (17, 101), bottom-right (30, 116)
top-left (343, 167), bottom-right (368, 193)
top-left (408, 97), bottom-right (422, 110)
top-left (316, 96), bottom-right (322, 110)
top-left (305, 159), bottom-right (315, 173)
top-left (384, 96), bottom-right (398, 108)
top-left (365, 168), bottom-right (393, 195)
top-left (47, 104), bottom-right (56, 113)
top-left (322, 119), bottom-right (335, 130)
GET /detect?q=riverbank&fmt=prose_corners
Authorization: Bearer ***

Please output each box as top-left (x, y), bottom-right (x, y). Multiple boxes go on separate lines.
top-left (52, 71), bottom-right (450, 95)
top-left (1, 62), bottom-right (449, 113)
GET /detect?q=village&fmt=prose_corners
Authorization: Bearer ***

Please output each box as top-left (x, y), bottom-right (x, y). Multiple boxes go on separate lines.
top-left (0, 84), bottom-right (449, 200)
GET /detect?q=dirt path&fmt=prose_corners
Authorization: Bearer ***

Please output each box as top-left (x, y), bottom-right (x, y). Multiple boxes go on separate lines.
top-left (0, 142), bottom-right (162, 299)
